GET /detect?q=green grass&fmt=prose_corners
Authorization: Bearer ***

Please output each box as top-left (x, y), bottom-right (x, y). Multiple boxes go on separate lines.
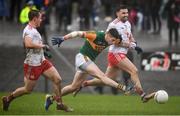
top-left (0, 92), bottom-right (180, 115)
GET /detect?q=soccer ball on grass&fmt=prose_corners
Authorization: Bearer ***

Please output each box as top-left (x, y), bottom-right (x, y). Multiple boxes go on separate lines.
top-left (154, 90), bottom-right (168, 104)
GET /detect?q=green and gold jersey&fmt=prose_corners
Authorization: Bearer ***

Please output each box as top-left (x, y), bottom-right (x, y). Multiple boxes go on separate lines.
top-left (79, 31), bottom-right (109, 61)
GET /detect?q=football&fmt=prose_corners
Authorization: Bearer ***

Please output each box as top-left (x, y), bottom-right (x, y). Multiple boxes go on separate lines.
top-left (154, 90), bottom-right (168, 103)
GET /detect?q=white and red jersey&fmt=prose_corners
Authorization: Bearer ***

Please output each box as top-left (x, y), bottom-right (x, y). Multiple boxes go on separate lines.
top-left (106, 18), bottom-right (132, 54)
top-left (23, 24), bottom-right (45, 66)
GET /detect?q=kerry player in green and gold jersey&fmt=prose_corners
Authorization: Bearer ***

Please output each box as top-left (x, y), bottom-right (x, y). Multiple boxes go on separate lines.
top-left (44, 28), bottom-right (131, 110)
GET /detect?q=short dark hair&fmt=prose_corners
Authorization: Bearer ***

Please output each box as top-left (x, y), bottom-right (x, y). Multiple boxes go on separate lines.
top-left (115, 4), bottom-right (128, 12)
top-left (28, 10), bottom-right (40, 21)
top-left (107, 28), bottom-right (122, 41)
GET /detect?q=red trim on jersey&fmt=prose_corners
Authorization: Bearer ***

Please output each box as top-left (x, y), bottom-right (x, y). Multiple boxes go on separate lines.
top-left (28, 23), bottom-right (35, 30)
top-left (28, 24), bottom-right (33, 30)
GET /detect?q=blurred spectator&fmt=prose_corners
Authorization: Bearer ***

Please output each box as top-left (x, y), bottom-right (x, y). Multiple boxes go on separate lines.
top-left (136, 11), bottom-right (144, 32)
top-left (0, 0), bottom-right (9, 20)
top-left (19, 0), bottom-right (37, 24)
top-left (129, 8), bottom-right (138, 26)
top-left (55, 0), bottom-right (73, 32)
top-left (149, 0), bottom-right (162, 34)
top-left (37, 7), bottom-right (48, 44)
top-left (78, 0), bottom-right (93, 30)
top-left (144, 1), bottom-right (152, 32)
top-left (43, 0), bottom-right (54, 25)
top-left (91, 0), bottom-right (101, 28)
top-left (8, 0), bottom-right (23, 22)
top-left (102, 0), bottom-right (125, 23)
top-left (33, 0), bottom-right (44, 9)
top-left (133, 0), bottom-right (145, 32)
top-left (164, 0), bottom-right (180, 46)
top-left (102, 0), bottom-right (113, 22)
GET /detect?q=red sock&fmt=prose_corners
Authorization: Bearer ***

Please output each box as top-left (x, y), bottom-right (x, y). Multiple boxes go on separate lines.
top-left (7, 93), bottom-right (15, 102)
top-left (53, 96), bottom-right (62, 104)
top-left (134, 86), bottom-right (145, 96)
top-left (82, 81), bottom-right (88, 87)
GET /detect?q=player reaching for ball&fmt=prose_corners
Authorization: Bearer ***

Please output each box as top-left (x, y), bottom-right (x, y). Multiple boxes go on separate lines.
top-left (44, 28), bottom-right (136, 110)
top-left (73, 5), bottom-right (156, 103)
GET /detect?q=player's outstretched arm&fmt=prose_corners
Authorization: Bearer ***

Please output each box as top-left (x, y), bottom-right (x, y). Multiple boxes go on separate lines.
top-left (51, 31), bottom-right (85, 47)
top-left (64, 31), bottom-right (85, 40)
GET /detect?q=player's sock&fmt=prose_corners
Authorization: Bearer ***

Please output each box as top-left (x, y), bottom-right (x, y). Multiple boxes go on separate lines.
top-left (133, 86), bottom-right (154, 102)
top-left (134, 86), bottom-right (145, 96)
top-left (82, 81), bottom-right (88, 87)
top-left (7, 93), bottom-right (15, 102)
top-left (117, 84), bottom-right (134, 95)
top-left (134, 86), bottom-right (150, 102)
top-left (116, 83), bottom-right (126, 91)
top-left (54, 96), bottom-right (62, 102)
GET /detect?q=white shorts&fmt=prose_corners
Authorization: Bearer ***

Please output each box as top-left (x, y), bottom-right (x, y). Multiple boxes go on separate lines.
top-left (75, 53), bottom-right (92, 73)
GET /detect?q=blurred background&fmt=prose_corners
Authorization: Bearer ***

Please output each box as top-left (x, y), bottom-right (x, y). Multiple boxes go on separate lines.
top-left (0, 0), bottom-right (180, 96)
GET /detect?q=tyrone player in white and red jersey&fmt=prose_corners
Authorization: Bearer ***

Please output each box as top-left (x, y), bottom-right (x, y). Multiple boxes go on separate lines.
top-left (75, 5), bottom-right (156, 103)
top-left (2, 10), bottom-right (72, 112)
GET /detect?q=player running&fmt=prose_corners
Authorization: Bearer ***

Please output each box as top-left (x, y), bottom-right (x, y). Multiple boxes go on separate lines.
top-left (45, 28), bottom-right (134, 110)
top-left (1, 10), bottom-right (72, 112)
top-left (73, 5), bottom-right (156, 103)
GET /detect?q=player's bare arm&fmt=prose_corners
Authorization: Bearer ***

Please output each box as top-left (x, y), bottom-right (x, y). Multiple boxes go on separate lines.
top-left (52, 31), bottom-right (97, 47)
top-left (64, 31), bottom-right (85, 40)
top-left (24, 36), bottom-right (48, 49)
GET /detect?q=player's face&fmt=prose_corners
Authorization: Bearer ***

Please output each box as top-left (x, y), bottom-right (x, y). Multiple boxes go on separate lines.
top-left (116, 9), bottom-right (128, 22)
top-left (34, 13), bottom-right (42, 27)
top-left (105, 33), bottom-right (120, 45)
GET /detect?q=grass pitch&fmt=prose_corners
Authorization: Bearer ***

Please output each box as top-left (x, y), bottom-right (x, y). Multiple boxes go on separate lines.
top-left (0, 92), bottom-right (180, 115)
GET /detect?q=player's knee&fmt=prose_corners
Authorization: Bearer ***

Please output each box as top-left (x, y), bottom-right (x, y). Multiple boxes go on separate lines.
top-left (24, 88), bottom-right (33, 94)
top-left (130, 68), bottom-right (138, 75)
top-left (54, 77), bottom-right (62, 84)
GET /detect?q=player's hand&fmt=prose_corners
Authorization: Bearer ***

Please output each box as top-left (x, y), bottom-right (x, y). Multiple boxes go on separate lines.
top-left (43, 44), bottom-right (50, 51)
top-left (51, 36), bottom-right (64, 47)
top-left (44, 51), bottom-right (52, 59)
top-left (135, 46), bottom-right (143, 54)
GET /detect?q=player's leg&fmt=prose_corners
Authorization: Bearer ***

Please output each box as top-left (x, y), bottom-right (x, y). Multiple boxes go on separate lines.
top-left (61, 72), bottom-right (88, 96)
top-left (84, 62), bottom-right (126, 91)
top-left (73, 53), bottom-right (127, 96)
top-left (2, 77), bottom-right (36, 111)
top-left (83, 66), bottom-right (119, 87)
top-left (116, 57), bottom-right (155, 102)
top-left (43, 65), bottom-right (73, 112)
top-left (116, 57), bottom-right (143, 94)
top-left (2, 63), bottom-right (39, 111)
top-left (72, 66), bottom-right (120, 97)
